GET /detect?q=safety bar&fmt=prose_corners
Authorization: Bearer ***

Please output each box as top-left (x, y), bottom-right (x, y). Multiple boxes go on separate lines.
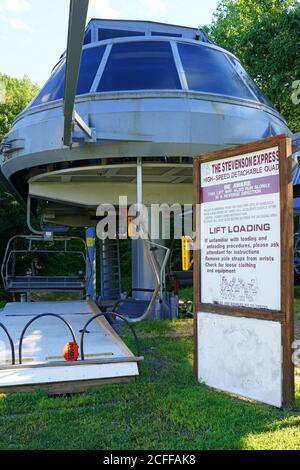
top-left (80, 312), bottom-right (141, 360)
top-left (294, 233), bottom-right (300, 275)
top-left (27, 195), bottom-right (69, 235)
top-left (130, 237), bottom-right (160, 323)
top-left (0, 323), bottom-right (16, 365)
top-left (18, 313), bottom-right (77, 364)
top-left (122, 228), bottom-right (170, 323)
top-left (127, 288), bottom-right (155, 298)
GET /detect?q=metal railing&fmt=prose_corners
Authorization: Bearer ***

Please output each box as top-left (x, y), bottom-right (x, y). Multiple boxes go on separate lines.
top-left (18, 313), bottom-right (77, 364)
top-left (80, 312), bottom-right (141, 360)
top-left (0, 323), bottom-right (15, 365)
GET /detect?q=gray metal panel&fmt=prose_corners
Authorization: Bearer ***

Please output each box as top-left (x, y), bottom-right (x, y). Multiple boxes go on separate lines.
top-left (64, 0), bottom-right (89, 146)
top-left (1, 94), bottom-right (290, 186)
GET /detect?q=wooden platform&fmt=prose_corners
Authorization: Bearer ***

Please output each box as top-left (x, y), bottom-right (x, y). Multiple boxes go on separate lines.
top-left (0, 300), bottom-right (141, 394)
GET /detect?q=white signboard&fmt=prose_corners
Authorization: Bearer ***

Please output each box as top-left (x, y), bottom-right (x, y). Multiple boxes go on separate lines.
top-left (197, 313), bottom-right (283, 408)
top-left (201, 146), bottom-right (281, 311)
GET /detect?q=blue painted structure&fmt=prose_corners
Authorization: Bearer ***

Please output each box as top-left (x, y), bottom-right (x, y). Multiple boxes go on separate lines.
top-left (86, 227), bottom-right (96, 300)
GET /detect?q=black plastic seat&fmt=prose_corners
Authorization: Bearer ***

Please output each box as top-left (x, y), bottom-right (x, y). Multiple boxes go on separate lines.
top-left (170, 271), bottom-right (193, 294)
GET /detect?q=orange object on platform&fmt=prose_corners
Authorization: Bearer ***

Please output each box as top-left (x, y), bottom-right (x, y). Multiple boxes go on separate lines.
top-left (64, 342), bottom-right (79, 362)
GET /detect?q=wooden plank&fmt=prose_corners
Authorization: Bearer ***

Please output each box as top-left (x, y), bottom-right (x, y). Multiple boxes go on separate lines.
top-left (0, 377), bottom-right (132, 395)
top-left (0, 362), bottom-right (139, 388)
top-left (198, 304), bottom-right (284, 322)
top-left (279, 136), bottom-right (295, 407)
top-left (193, 134), bottom-right (288, 166)
top-left (87, 300), bottom-right (136, 358)
top-left (0, 356), bottom-right (144, 371)
top-left (193, 157), bottom-right (200, 378)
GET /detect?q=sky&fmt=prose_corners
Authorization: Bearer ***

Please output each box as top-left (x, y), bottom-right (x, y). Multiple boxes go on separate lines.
top-left (0, 0), bottom-right (219, 86)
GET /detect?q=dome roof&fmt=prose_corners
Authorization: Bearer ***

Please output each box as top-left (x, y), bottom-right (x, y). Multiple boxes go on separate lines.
top-left (28, 19), bottom-right (272, 110)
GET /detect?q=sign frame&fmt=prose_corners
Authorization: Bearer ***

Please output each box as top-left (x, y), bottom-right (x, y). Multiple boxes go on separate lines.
top-left (193, 134), bottom-right (294, 408)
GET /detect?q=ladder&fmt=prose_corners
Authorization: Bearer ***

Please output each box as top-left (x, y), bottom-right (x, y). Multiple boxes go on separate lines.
top-left (100, 238), bottom-right (122, 301)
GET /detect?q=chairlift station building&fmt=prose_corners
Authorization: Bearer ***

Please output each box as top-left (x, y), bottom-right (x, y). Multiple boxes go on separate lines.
top-left (0, 17), bottom-right (296, 393)
top-left (0, 19), bottom-right (291, 224)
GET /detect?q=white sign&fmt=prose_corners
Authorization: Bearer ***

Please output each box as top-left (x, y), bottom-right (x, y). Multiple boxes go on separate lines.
top-left (201, 146), bottom-right (281, 311)
top-left (197, 313), bottom-right (283, 408)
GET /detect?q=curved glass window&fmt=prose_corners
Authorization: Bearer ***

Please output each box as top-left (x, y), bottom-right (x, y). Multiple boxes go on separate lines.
top-left (178, 43), bottom-right (256, 101)
top-left (98, 29), bottom-right (145, 41)
top-left (30, 59), bottom-right (66, 107)
top-left (77, 46), bottom-right (105, 94)
top-left (98, 41), bottom-right (181, 92)
top-left (84, 30), bottom-right (92, 45)
top-left (228, 56), bottom-right (274, 107)
top-left (30, 46), bottom-right (106, 107)
top-left (151, 32), bottom-right (182, 37)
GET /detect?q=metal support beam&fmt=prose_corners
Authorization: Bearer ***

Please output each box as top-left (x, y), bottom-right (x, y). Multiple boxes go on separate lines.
top-left (86, 227), bottom-right (96, 300)
top-left (74, 110), bottom-right (94, 141)
top-left (63, 0), bottom-right (89, 147)
top-left (137, 157), bottom-right (143, 208)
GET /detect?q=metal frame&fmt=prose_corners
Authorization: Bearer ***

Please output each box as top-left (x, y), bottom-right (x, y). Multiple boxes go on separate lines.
top-left (80, 312), bottom-right (141, 360)
top-left (67, 33), bottom-right (247, 63)
top-left (13, 35), bottom-right (286, 127)
top-left (15, 89), bottom-right (287, 126)
top-left (85, 18), bottom-right (210, 41)
top-left (1, 234), bottom-right (92, 294)
top-left (294, 233), bottom-right (300, 275)
top-left (18, 313), bottom-right (77, 364)
top-left (63, 0), bottom-right (89, 146)
top-left (27, 195), bottom-right (69, 235)
top-left (170, 40), bottom-right (189, 91)
top-left (0, 323), bottom-right (16, 365)
top-left (127, 237), bottom-right (161, 323)
top-left (167, 238), bottom-right (194, 294)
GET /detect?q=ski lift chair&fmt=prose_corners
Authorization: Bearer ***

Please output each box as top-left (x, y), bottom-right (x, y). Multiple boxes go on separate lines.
top-left (1, 235), bottom-right (91, 296)
top-left (294, 232), bottom-right (300, 276)
top-left (107, 239), bottom-right (170, 323)
top-left (167, 239), bottom-right (193, 295)
top-left (110, 288), bottom-right (157, 321)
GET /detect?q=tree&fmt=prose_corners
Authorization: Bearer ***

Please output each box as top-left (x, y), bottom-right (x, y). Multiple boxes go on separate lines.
top-left (0, 74), bottom-right (39, 297)
top-left (206, 0), bottom-right (300, 132)
top-left (0, 74), bottom-right (39, 140)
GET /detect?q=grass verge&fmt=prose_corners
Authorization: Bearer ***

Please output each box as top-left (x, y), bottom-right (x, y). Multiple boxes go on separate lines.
top-left (0, 288), bottom-right (299, 450)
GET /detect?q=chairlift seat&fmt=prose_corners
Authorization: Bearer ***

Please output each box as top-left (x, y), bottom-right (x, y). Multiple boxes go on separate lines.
top-left (171, 270), bottom-right (193, 294)
top-left (110, 288), bottom-right (155, 320)
top-left (6, 275), bottom-right (85, 292)
top-left (172, 271), bottom-right (193, 284)
top-left (112, 299), bottom-right (151, 319)
top-left (2, 235), bottom-right (90, 295)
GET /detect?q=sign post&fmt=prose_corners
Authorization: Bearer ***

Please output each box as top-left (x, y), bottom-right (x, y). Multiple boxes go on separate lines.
top-left (193, 134), bottom-right (294, 408)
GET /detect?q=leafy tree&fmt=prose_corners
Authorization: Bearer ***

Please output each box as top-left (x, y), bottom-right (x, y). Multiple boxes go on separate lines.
top-left (0, 74), bottom-right (39, 297)
top-left (206, 0), bottom-right (300, 132)
top-left (0, 74), bottom-right (39, 140)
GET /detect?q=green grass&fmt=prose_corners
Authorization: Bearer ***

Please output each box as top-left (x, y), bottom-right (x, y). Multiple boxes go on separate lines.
top-left (0, 289), bottom-right (299, 450)
top-left (0, 319), bottom-right (299, 450)
top-left (294, 286), bottom-right (300, 338)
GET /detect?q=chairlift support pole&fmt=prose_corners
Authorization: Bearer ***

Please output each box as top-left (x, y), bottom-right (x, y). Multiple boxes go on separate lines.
top-left (86, 227), bottom-right (97, 300)
top-left (63, 0), bottom-right (90, 147)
